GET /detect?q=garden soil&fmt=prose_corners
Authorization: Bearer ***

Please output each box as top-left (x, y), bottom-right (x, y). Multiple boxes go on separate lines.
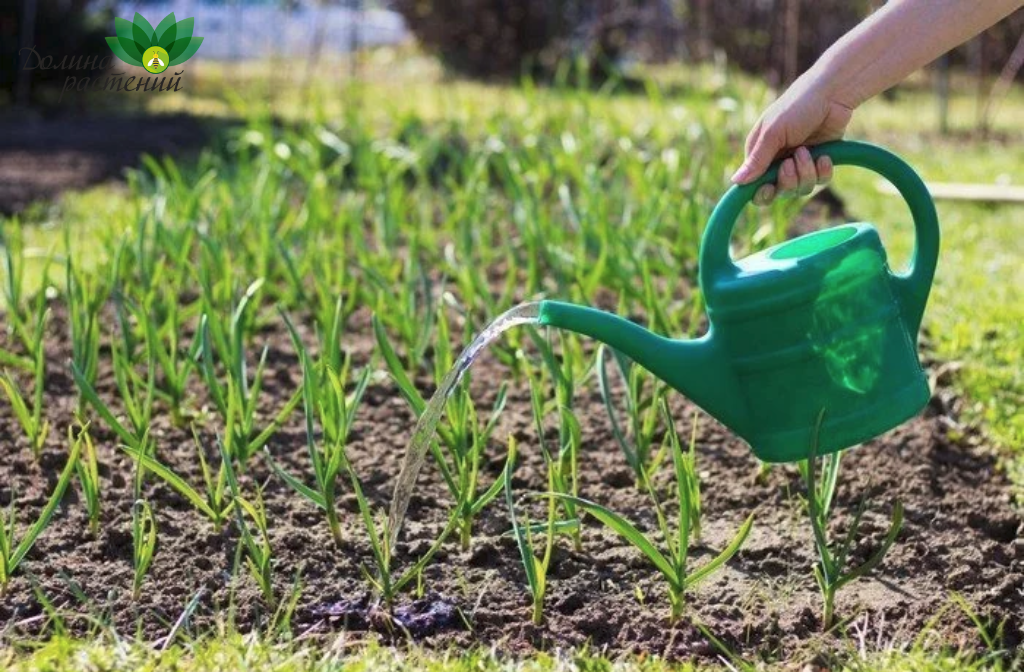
top-left (0, 114), bottom-right (228, 214)
top-left (0, 301), bottom-right (1021, 666)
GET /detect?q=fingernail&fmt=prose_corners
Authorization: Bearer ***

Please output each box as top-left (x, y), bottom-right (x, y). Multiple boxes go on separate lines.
top-left (819, 156), bottom-right (832, 171)
top-left (782, 159), bottom-right (795, 177)
top-left (797, 146), bottom-right (812, 162)
top-left (732, 164), bottom-right (750, 183)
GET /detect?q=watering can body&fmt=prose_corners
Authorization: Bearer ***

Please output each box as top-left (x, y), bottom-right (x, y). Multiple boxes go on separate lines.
top-left (538, 140), bottom-right (940, 463)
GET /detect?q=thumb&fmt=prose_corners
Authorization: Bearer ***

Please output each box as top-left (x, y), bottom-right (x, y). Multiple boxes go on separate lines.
top-left (732, 125), bottom-right (785, 184)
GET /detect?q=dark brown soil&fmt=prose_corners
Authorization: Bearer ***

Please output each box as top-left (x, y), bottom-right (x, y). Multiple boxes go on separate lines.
top-left (0, 114), bottom-right (228, 214)
top-left (0, 302), bottom-right (1021, 665)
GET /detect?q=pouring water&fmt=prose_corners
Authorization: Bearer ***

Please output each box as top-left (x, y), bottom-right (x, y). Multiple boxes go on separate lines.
top-left (387, 302), bottom-right (541, 545)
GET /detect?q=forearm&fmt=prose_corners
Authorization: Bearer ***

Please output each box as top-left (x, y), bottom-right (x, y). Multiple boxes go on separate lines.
top-left (811, 0), bottom-right (1023, 108)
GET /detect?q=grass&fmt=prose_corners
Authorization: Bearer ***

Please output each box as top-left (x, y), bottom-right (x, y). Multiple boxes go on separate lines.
top-left (0, 51), bottom-right (1021, 671)
top-left (1, 630), bottom-right (1014, 672)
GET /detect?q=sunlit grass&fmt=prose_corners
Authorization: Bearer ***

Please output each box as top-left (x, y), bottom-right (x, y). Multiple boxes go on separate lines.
top-left (2, 631), bottom-right (1012, 672)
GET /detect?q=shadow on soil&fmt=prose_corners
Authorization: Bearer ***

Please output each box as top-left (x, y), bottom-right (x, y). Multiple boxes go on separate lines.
top-left (0, 112), bottom-right (240, 214)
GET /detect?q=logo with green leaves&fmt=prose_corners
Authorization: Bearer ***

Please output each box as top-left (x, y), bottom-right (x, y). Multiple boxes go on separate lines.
top-left (105, 13), bottom-right (204, 73)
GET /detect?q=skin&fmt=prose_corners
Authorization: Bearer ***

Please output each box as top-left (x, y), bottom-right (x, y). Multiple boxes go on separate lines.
top-left (732, 0), bottom-right (1024, 205)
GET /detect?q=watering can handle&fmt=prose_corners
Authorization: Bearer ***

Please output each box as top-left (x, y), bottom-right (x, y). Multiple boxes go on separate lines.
top-left (699, 139), bottom-right (940, 335)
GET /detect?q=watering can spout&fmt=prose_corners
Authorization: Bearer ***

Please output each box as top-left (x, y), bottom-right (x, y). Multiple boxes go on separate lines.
top-left (537, 300), bottom-right (744, 430)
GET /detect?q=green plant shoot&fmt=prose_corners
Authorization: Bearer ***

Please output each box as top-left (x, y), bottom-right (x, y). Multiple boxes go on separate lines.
top-left (661, 400), bottom-right (702, 541)
top-left (265, 310), bottom-right (370, 547)
top-left (0, 309), bottom-right (50, 458)
top-left (552, 407), bottom-right (753, 621)
top-left (374, 307), bottom-right (508, 550)
top-left (196, 281), bottom-right (302, 464)
top-left (598, 344), bottom-right (668, 488)
top-left (71, 424), bottom-right (101, 537)
top-left (799, 410), bottom-right (904, 631)
top-left (233, 490), bottom-right (277, 608)
top-left (504, 436), bottom-right (558, 625)
top-left (524, 337), bottom-right (584, 552)
top-left (131, 499), bottom-right (158, 600)
top-left (0, 436), bottom-right (81, 595)
top-left (345, 455), bottom-right (458, 610)
top-left (122, 427), bottom-right (235, 530)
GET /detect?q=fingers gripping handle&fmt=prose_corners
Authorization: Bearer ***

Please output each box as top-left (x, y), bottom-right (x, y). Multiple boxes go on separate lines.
top-left (699, 140), bottom-right (940, 335)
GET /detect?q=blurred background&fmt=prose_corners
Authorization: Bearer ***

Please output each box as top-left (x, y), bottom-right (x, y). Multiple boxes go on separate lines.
top-left (3, 1), bottom-right (1023, 108)
top-left (2, 0), bottom-right (1022, 214)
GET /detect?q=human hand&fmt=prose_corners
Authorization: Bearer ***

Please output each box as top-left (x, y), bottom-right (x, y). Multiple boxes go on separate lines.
top-left (731, 74), bottom-right (855, 205)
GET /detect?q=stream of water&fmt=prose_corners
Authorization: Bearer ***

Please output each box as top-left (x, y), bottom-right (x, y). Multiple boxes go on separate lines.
top-left (387, 302), bottom-right (542, 546)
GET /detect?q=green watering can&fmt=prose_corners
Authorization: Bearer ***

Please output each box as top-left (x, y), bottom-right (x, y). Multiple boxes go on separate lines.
top-left (538, 140), bottom-right (940, 463)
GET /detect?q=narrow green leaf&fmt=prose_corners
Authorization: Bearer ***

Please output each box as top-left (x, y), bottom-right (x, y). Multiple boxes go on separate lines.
top-left (372, 314), bottom-right (426, 415)
top-left (469, 476), bottom-right (505, 516)
top-left (501, 518), bottom-right (580, 539)
top-left (248, 386), bottom-right (303, 455)
top-left (834, 501), bottom-right (904, 590)
top-left (504, 438), bottom-right (538, 594)
top-left (685, 513), bottom-right (754, 588)
top-left (263, 450), bottom-right (327, 509)
top-left (597, 345), bottom-right (637, 472)
top-left (11, 437), bottom-right (81, 568)
top-left (72, 361), bottom-right (137, 447)
top-left (391, 509), bottom-right (460, 594)
top-left (0, 374), bottom-right (32, 431)
top-left (120, 446), bottom-right (220, 523)
top-left (550, 493), bottom-right (680, 589)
